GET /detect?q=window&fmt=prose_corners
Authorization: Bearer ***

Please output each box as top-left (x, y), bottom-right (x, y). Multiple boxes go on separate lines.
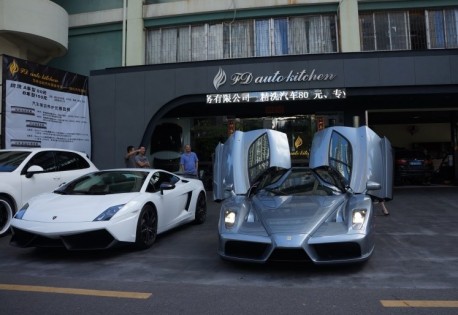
top-left (146, 14), bottom-right (338, 64)
top-left (0, 151), bottom-right (31, 172)
top-left (255, 19), bottom-right (270, 57)
top-left (191, 25), bottom-right (207, 61)
top-left (360, 7), bottom-right (458, 51)
top-left (24, 151), bottom-right (57, 173)
top-left (328, 131), bottom-right (352, 184)
top-left (426, 8), bottom-right (458, 49)
top-left (248, 133), bottom-right (270, 185)
top-left (208, 23), bottom-right (224, 60)
top-left (360, 11), bottom-right (410, 51)
top-left (255, 18), bottom-right (290, 57)
top-left (55, 151), bottom-right (91, 171)
top-left (146, 171), bottom-right (179, 192)
top-left (224, 20), bottom-right (254, 59)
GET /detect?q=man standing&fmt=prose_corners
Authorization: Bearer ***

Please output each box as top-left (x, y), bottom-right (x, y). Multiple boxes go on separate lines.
top-left (124, 145), bottom-right (139, 168)
top-left (180, 144), bottom-right (199, 177)
top-left (135, 146), bottom-right (151, 168)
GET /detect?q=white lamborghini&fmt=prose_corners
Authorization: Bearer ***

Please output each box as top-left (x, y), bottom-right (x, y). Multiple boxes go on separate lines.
top-left (10, 169), bottom-right (207, 250)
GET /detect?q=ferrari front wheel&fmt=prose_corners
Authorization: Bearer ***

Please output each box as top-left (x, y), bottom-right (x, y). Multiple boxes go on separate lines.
top-left (0, 197), bottom-right (14, 237)
top-left (135, 204), bottom-right (157, 250)
top-left (193, 192), bottom-right (207, 224)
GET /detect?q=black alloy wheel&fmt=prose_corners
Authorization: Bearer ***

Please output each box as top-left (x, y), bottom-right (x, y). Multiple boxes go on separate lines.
top-left (135, 204), bottom-right (157, 249)
top-left (193, 192), bottom-right (207, 224)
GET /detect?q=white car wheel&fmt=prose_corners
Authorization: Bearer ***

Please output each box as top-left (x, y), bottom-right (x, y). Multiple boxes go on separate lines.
top-left (0, 197), bottom-right (14, 237)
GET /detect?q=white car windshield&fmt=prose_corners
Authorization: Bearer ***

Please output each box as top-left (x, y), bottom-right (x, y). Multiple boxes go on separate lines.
top-left (55, 170), bottom-right (149, 195)
top-left (0, 151), bottom-right (31, 172)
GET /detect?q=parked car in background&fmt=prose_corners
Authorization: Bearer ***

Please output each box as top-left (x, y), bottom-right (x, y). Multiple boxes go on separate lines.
top-left (394, 149), bottom-right (434, 185)
top-left (213, 127), bottom-right (392, 265)
top-left (0, 148), bottom-right (98, 237)
top-left (10, 169), bottom-right (207, 250)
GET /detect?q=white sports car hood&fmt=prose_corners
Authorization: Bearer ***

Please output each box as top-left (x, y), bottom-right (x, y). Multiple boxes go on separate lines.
top-left (21, 193), bottom-right (139, 223)
top-left (252, 194), bottom-right (346, 234)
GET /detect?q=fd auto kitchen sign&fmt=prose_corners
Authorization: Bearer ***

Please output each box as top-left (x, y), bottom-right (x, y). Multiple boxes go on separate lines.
top-left (2, 55), bottom-right (91, 157)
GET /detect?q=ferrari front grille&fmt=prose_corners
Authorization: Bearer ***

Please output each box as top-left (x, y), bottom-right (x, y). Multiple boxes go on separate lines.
top-left (225, 240), bottom-right (269, 260)
top-left (268, 248), bottom-right (311, 262)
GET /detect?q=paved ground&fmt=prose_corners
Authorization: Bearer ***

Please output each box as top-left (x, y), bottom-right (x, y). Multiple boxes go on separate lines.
top-left (0, 185), bottom-right (457, 315)
top-left (0, 185), bottom-right (457, 289)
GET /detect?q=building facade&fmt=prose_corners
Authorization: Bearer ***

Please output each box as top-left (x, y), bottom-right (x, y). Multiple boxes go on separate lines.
top-left (1, 0), bottom-right (457, 183)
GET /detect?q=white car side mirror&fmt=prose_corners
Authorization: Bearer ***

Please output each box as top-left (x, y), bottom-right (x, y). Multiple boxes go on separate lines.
top-left (25, 165), bottom-right (44, 178)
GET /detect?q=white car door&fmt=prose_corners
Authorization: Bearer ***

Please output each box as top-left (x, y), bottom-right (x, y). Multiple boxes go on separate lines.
top-left (148, 171), bottom-right (192, 231)
top-left (20, 150), bottom-right (61, 207)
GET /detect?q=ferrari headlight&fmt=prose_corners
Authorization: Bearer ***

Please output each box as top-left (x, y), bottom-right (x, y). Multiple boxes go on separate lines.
top-left (352, 209), bottom-right (367, 230)
top-left (224, 210), bottom-right (236, 228)
top-left (94, 204), bottom-right (125, 221)
top-left (14, 203), bottom-right (29, 220)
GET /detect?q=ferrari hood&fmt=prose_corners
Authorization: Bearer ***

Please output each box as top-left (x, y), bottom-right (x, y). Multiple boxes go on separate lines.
top-left (21, 193), bottom-right (140, 223)
top-left (252, 194), bottom-right (346, 235)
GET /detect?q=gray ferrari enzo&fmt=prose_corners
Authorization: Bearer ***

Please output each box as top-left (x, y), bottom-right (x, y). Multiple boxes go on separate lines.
top-left (213, 126), bottom-right (393, 265)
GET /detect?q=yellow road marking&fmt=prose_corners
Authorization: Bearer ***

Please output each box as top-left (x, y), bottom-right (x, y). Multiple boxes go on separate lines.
top-left (381, 300), bottom-right (458, 308)
top-left (0, 284), bottom-right (151, 299)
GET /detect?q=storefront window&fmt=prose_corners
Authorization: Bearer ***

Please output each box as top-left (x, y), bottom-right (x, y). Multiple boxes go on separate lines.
top-left (187, 115), bottom-right (343, 169)
top-left (275, 116), bottom-right (315, 166)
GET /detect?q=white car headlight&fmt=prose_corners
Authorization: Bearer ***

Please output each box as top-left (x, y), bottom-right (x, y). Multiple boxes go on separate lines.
top-left (94, 204), bottom-right (125, 221)
top-left (224, 210), bottom-right (236, 228)
top-left (352, 209), bottom-right (367, 230)
top-left (14, 203), bottom-right (29, 220)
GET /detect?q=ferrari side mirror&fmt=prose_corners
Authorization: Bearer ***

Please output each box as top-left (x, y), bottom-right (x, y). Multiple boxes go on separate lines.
top-left (366, 181), bottom-right (381, 191)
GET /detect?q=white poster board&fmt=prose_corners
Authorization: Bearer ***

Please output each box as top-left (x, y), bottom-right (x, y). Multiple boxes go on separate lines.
top-left (2, 55), bottom-right (91, 157)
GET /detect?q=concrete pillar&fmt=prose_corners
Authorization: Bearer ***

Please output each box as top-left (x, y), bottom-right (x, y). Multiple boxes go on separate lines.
top-left (125, 0), bottom-right (145, 66)
top-left (339, 0), bottom-right (361, 52)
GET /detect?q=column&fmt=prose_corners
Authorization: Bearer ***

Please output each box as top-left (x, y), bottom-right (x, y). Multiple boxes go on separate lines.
top-left (339, 0), bottom-right (361, 52)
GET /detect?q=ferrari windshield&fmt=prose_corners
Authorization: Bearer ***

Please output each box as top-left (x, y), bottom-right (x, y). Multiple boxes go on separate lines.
top-left (0, 151), bottom-right (31, 172)
top-left (55, 170), bottom-right (149, 195)
top-left (260, 167), bottom-right (345, 196)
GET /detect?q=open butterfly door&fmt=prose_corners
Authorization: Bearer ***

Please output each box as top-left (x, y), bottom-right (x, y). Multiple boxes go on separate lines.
top-left (212, 129), bottom-right (291, 201)
top-left (309, 126), bottom-right (393, 201)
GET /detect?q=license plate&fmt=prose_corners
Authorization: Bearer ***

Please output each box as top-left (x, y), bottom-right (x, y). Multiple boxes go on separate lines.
top-left (409, 161), bottom-right (422, 166)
